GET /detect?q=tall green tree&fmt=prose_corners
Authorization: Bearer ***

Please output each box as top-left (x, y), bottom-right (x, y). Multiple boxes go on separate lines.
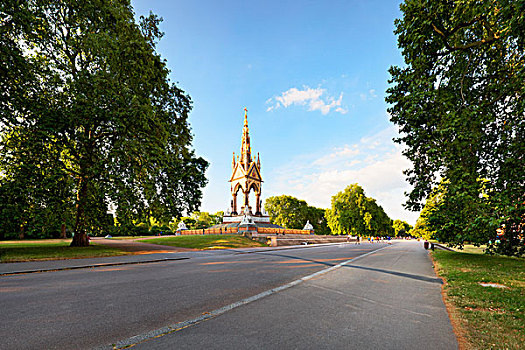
top-left (392, 219), bottom-right (413, 237)
top-left (0, 128), bottom-right (76, 239)
top-left (0, 1), bottom-right (208, 246)
top-left (386, 0), bottom-right (524, 255)
top-left (264, 195), bottom-right (329, 234)
top-left (307, 206), bottom-right (330, 235)
top-left (326, 184), bottom-right (393, 236)
top-left (411, 185), bottom-right (442, 240)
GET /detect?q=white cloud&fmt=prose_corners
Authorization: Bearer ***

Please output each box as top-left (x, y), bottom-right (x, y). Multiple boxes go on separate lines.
top-left (266, 86), bottom-right (348, 115)
top-left (312, 144), bottom-right (359, 166)
top-left (266, 127), bottom-right (419, 224)
top-left (360, 88), bottom-right (378, 101)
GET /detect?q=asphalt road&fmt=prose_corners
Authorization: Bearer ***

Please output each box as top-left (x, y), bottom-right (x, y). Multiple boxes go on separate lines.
top-left (1, 241), bottom-right (457, 349)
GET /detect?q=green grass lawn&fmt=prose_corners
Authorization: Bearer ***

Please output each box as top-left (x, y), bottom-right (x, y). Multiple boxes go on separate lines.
top-left (451, 244), bottom-right (488, 254)
top-left (431, 250), bottom-right (524, 349)
top-left (0, 240), bottom-right (130, 263)
top-left (142, 234), bottom-right (267, 250)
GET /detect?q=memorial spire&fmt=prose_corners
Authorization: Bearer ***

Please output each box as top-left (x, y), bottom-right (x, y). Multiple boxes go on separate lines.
top-left (229, 107), bottom-right (263, 216)
top-left (240, 107), bottom-right (251, 170)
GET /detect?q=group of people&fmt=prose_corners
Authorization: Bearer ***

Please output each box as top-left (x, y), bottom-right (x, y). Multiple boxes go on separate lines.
top-left (347, 235), bottom-right (392, 245)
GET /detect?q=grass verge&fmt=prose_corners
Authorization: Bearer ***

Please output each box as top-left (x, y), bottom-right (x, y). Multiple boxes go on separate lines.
top-left (0, 240), bottom-right (130, 263)
top-left (450, 244), bottom-right (488, 255)
top-left (431, 250), bottom-right (524, 349)
top-left (142, 234), bottom-right (267, 250)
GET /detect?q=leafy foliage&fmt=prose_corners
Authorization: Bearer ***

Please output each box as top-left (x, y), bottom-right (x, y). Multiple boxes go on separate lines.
top-left (264, 195), bottom-right (330, 234)
top-left (168, 211), bottom-right (224, 231)
top-left (325, 184), bottom-right (393, 236)
top-left (392, 219), bottom-right (413, 237)
top-left (386, 0), bottom-right (524, 254)
top-left (0, 1), bottom-right (208, 245)
top-left (411, 184), bottom-right (443, 240)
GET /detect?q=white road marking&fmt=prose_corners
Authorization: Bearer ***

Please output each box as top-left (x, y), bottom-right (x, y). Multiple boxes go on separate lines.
top-left (97, 244), bottom-right (392, 350)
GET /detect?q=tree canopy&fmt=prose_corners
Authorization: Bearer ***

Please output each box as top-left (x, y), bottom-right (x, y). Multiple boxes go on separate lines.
top-left (0, 0), bottom-right (208, 245)
top-left (264, 195), bottom-right (330, 234)
top-left (386, 0), bottom-right (524, 255)
top-left (325, 184), bottom-right (393, 236)
top-left (392, 219), bottom-right (413, 237)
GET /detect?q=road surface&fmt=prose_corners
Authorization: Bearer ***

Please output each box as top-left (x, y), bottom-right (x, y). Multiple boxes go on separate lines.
top-left (1, 240), bottom-right (457, 349)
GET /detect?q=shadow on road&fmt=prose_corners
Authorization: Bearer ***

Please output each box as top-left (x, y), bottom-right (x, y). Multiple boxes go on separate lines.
top-left (344, 265), bottom-right (443, 284)
top-left (253, 249), bottom-right (443, 285)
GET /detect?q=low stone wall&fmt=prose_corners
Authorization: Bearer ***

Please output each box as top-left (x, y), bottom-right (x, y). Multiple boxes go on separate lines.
top-left (251, 233), bottom-right (355, 247)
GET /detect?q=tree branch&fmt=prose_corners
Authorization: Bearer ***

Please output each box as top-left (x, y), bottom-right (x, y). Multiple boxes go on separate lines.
top-left (432, 17), bottom-right (501, 55)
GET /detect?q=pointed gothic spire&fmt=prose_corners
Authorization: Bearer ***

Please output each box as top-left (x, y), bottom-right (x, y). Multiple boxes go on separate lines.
top-left (240, 107), bottom-right (251, 170)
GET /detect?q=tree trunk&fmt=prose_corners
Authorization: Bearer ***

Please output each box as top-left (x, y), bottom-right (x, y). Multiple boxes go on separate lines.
top-left (19, 224), bottom-right (24, 240)
top-left (60, 221), bottom-right (66, 239)
top-left (71, 177), bottom-right (89, 247)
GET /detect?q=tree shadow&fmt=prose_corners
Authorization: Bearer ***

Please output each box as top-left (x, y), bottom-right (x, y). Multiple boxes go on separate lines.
top-left (255, 251), bottom-right (443, 284)
top-left (343, 265), bottom-right (443, 284)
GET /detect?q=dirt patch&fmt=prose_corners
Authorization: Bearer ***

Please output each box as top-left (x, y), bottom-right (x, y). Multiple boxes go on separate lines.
top-left (463, 306), bottom-right (506, 314)
top-left (458, 268), bottom-right (472, 273)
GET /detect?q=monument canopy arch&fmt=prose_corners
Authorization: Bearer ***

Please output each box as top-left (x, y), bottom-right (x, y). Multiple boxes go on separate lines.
top-left (229, 108), bottom-right (263, 216)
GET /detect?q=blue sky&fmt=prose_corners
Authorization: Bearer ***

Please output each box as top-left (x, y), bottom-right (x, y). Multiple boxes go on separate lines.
top-left (132, 0), bottom-right (418, 224)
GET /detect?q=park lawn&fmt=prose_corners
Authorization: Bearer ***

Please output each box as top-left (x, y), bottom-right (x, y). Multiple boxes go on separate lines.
top-left (431, 250), bottom-right (525, 349)
top-left (142, 234), bottom-right (267, 250)
top-left (451, 244), bottom-right (488, 255)
top-left (0, 240), bottom-right (130, 263)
